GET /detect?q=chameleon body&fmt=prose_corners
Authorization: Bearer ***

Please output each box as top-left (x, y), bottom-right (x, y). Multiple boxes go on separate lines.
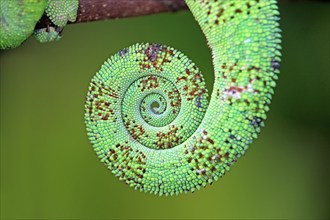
top-left (0, 0), bottom-right (47, 49)
top-left (0, 0), bottom-right (78, 49)
top-left (85, 0), bottom-right (281, 195)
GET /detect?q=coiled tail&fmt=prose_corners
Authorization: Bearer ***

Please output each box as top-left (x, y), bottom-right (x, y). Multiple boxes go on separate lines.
top-left (85, 0), bottom-right (281, 196)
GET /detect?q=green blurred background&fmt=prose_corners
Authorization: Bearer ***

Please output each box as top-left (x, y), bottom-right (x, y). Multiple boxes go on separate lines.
top-left (1, 1), bottom-right (329, 219)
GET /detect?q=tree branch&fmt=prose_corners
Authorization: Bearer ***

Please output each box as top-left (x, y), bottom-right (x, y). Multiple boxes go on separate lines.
top-left (73, 0), bottom-right (187, 23)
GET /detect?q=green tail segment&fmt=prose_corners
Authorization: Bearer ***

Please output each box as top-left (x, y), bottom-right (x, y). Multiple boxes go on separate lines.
top-left (85, 0), bottom-right (281, 196)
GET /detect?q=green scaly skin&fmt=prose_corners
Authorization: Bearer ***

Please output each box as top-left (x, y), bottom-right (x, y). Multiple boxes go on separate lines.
top-left (33, 0), bottom-right (79, 43)
top-left (33, 26), bottom-right (62, 43)
top-left (85, 0), bottom-right (281, 196)
top-left (45, 0), bottom-right (79, 27)
top-left (0, 0), bottom-right (78, 49)
top-left (0, 0), bottom-right (47, 49)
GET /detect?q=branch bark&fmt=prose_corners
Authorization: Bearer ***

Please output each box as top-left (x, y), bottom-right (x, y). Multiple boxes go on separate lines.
top-left (73, 0), bottom-right (187, 23)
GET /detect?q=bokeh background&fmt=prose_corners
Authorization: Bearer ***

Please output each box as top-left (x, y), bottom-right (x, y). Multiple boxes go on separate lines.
top-left (1, 1), bottom-right (329, 219)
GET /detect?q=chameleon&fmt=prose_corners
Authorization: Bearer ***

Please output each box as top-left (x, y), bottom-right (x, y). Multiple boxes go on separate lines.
top-left (0, 0), bottom-right (78, 49)
top-left (85, 0), bottom-right (281, 196)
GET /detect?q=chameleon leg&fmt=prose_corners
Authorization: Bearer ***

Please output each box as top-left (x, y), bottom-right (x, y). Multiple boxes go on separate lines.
top-left (33, 0), bottom-right (79, 43)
